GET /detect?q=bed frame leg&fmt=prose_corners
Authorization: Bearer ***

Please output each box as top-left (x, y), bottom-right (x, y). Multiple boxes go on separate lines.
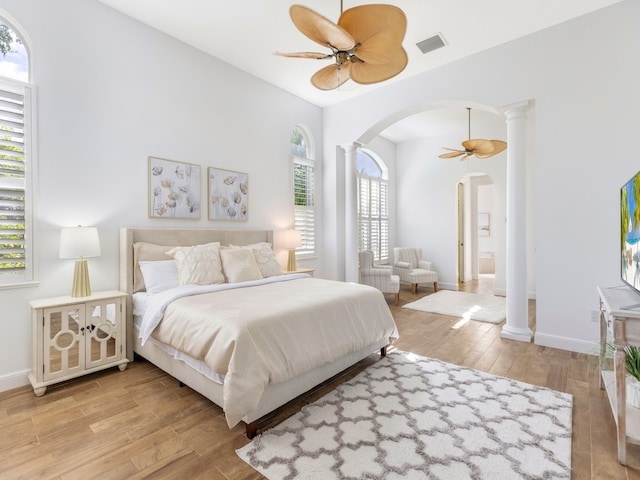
top-left (246, 421), bottom-right (258, 439)
top-left (381, 346), bottom-right (387, 357)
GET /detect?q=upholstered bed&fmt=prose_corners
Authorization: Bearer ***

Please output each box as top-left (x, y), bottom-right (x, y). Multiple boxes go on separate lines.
top-left (119, 227), bottom-right (398, 437)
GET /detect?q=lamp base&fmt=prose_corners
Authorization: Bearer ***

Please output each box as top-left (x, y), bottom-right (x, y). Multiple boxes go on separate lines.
top-left (71, 258), bottom-right (92, 297)
top-left (287, 248), bottom-right (297, 272)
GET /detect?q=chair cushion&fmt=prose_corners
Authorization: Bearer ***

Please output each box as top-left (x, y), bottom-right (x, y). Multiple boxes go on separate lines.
top-left (408, 268), bottom-right (438, 283)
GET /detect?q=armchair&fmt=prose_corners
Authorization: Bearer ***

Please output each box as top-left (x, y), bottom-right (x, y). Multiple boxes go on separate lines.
top-left (393, 247), bottom-right (438, 294)
top-left (358, 250), bottom-right (400, 305)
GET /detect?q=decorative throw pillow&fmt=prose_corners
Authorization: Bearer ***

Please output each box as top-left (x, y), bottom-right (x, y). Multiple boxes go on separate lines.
top-left (220, 247), bottom-right (263, 283)
top-left (133, 242), bottom-right (175, 292)
top-left (138, 260), bottom-right (178, 294)
top-left (166, 242), bottom-right (225, 286)
top-left (230, 242), bottom-right (283, 277)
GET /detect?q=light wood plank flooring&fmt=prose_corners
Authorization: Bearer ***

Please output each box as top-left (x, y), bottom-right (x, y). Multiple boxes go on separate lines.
top-left (2, 278), bottom-right (640, 479)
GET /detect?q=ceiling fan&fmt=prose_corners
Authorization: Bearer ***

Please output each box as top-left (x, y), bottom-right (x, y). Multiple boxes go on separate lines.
top-left (439, 108), bottom-right (507, 161)
top-left (276, 2), bottom-right (408, 91)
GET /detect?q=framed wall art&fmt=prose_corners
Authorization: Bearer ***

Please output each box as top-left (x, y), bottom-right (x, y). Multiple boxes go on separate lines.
top-left (208, 167), bottom-right (248, 221)
top-left (148, 156), bottom-right (201, 219)
top-left (478, 212), bottom-right (490, 236)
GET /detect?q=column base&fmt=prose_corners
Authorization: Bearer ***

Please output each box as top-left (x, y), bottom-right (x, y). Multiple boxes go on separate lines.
top-left (500, 324), bottom-right (533, 343)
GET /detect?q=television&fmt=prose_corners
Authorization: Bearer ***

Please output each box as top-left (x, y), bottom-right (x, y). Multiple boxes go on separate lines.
top-left (622, 169), bottom-right (640, 292)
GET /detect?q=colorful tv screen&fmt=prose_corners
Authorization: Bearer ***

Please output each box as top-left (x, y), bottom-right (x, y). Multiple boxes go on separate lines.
top-left (622, 170), bottom-right (640, 292)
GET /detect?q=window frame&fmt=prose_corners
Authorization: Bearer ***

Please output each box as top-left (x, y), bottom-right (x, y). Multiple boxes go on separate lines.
top-left (0, 17), bottom-right (37, 289)
top-left (357, 149), bottom-right (389, 264)
top-left (290, 125), bottom-right (316, 258)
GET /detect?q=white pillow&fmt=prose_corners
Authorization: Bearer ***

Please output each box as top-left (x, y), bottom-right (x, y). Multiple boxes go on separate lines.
top-left (230, 242), bottom-right (283, 277)
top-left (220, 247), bottom-right (263, 283)
top-left (166, 242), bottom-right (225, 286)
top-left (138, 260), bottom-right (179, 293)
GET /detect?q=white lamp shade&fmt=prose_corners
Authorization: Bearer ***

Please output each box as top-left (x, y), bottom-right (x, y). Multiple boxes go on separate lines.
top-left (59, 226), bottom-right (101, 259)
top-left (282, 229), bottom-right (302, 249)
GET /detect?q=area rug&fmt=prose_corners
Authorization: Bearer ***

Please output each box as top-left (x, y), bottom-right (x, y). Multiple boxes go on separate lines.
top-left (237, 350), bottom-right (573, 480)
top-left (402, 290), bottom-right (506, 324)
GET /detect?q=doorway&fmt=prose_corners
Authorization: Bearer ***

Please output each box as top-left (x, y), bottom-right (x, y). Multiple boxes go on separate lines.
top-left (457, 173), bottom-right (495, 292)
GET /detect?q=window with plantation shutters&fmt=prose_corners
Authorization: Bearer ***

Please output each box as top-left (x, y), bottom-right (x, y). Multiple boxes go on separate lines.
top-left (0, 21), bottom-right (33, 285)
top-left (0, 82), bottom-right (30, 282)
top-left (357, 150), bottom-right (389, 263)
top-left (290, 126), bottom-right (315, 256)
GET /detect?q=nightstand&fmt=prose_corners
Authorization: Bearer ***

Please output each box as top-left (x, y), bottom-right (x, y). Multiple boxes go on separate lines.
top-left (284, 268), bottom-right (315, 277)
top-left (28, 290), bottom-right (129, 396)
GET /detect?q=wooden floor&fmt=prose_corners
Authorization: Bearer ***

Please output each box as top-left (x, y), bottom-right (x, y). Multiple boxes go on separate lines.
top-left (2, 277), bottom-right (640, 479)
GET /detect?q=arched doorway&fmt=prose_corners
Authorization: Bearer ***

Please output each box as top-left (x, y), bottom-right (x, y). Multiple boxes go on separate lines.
top-left (353, 101), bottom-right (508, 292)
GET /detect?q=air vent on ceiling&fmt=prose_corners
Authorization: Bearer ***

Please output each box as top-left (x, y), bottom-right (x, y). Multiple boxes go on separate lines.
top-left (416, 33), bottom-right (447, 54)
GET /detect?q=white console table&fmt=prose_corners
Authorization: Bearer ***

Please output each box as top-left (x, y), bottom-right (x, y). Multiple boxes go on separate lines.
top-left (598, 285), bottom-right (640, 465)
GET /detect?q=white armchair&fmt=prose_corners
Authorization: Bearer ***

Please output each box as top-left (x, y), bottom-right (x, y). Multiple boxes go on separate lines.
top-left (393, 247), bottom-right (438, 294)
top-left (358, 250), bottom-right (400, 305)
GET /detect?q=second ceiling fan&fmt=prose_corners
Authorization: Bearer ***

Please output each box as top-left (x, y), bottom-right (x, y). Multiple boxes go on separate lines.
top-left (439, 108), bottom-right (507, 161)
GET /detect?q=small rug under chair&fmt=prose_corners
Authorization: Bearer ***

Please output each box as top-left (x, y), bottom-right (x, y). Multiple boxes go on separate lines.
top-left (237, 350), bottom-right (572, 479)
top-left (402, 290), bottom-right (506, 324)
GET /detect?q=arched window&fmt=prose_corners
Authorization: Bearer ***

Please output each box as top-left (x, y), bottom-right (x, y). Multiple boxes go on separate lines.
top-left (357, 149), bottom-right (389, 263)
top-left (0, 17), bottom-right (35, 285)
top-left (0, 23), bottom-right (28, 82)
top-left (290, 125), bottom-right (315, 256)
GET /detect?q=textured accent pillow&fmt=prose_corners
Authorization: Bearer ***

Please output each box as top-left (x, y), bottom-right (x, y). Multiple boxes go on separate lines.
top-left (138, 260), bottom-right (178, 294)
top-left (133, 242), bottom-right (174, 292)
top-left (230, 242), bottom-right (283, 278)
top-left (166, 242), bottom-right (225, 286)
top-left (220, 247), bottom-right (263, 283)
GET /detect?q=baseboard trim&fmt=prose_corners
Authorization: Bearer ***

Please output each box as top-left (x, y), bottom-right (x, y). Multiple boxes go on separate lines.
top-left (534, 332), bottom-right (598, 355)
top-left (0, 369), bottom-right (30, 393)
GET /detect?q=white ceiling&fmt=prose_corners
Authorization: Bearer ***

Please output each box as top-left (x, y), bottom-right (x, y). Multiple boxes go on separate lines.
top-left (96, 0), bottom-right (622, 142)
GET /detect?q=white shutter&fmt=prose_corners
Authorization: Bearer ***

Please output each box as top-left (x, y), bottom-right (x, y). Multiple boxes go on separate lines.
top-left (293, 157), bottom-right (315, 255)
top-left (356, 173), bottom-right (389, 263)
top-left (0, 81), bottom-right (30, 280)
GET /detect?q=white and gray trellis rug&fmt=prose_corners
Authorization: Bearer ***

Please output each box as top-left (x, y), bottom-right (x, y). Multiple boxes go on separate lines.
top-left (237, 350), bottom-right (572, 480)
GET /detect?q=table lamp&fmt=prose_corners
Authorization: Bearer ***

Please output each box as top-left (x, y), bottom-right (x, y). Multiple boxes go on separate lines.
top-left (59, 226), bottom-right (101, 297)
top-left (282, 229), bottom-right (302, 272)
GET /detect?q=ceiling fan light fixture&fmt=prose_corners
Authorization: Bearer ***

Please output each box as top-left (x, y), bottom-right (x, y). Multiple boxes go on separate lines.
top-left (438, 108), bottom-right (507, 161)
top-left (276, 3), bottom-right (408, 91)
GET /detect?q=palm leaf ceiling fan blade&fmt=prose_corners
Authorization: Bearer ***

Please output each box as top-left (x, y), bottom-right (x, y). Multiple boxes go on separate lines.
top-left (312, 62), bottom-right (351, 90)
top-left (438, 150), bottom-right (466, 159)
top-left (277, 2), bottom-right (408, 90)
top-left (275, 51), bottom-right (331, 59)
top-left (440, 108), bottom-right (507, 160)
top-left (339, 4), bottom-right (407, 65)
top-left (350, 51), bottom-right (407, 85)
top-left (289, 4), bottom-right (354, 51)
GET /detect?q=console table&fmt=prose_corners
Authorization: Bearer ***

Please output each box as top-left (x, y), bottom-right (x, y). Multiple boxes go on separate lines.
top-left (598, 285), bottom-right (640, 465)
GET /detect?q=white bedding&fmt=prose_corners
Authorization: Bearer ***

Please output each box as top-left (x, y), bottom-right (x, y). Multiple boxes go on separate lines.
top-left (137, 275), bottom-right (398, 427)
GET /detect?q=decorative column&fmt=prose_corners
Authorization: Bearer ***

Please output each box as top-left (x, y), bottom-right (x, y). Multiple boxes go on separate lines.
top-left (501, 102), bottom-right (533, 342)
top-left (344, 143), bottom-right (359, 283)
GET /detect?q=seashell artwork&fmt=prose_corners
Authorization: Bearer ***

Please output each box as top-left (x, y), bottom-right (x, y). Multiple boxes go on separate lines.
top-left (208, 167), bottom-right (248, 221)
top-left (148, 156), bottom-right (201, 219)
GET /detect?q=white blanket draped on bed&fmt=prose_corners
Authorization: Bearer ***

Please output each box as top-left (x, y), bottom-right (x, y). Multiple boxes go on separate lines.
top-left (139, 275), bottom-right (399, 428)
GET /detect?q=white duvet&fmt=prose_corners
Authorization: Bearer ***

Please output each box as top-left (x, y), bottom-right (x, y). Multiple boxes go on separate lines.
top-left (138, 275), bottom-right (399, 427)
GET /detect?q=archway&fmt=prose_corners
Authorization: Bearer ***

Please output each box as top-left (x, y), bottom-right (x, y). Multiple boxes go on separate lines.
top-left (349, 100), bottom-right (508, 294)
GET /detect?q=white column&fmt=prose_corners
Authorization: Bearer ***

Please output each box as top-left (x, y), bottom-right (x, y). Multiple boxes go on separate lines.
top-left (344, 143), bottom-right (359, 283)
top-left (501, 103), bottom-right (533, 342)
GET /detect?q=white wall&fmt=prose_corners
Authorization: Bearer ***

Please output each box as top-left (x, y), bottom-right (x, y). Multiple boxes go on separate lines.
top-left (322, 0), bottom-right (640, 353)
top-left (0, 0), bottom-right (322, 391)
